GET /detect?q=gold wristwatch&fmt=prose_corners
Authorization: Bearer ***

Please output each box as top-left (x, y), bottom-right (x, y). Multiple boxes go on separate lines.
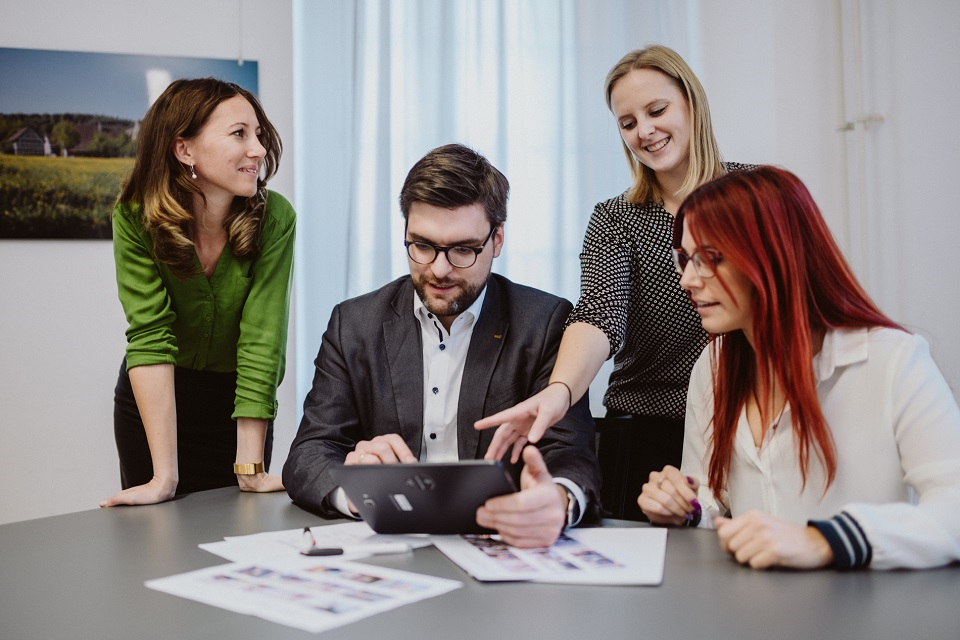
top-left (233, 462), bottom-right (264, 475)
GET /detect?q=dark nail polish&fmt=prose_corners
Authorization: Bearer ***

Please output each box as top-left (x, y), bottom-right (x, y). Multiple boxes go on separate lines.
top-left (687, 476), bottom-right (695, 485)
top-left (691, 499), bottom-right (701, 510)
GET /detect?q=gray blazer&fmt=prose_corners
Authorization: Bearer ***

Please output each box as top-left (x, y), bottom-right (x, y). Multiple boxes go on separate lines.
top-left (283, 274), bottom-right (601, 520)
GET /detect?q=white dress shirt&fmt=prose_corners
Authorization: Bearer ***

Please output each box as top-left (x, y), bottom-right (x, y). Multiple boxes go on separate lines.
top-left (682, 327), bottom-right (960, 569)
top-left (414, 287), bottom-right (485, 462)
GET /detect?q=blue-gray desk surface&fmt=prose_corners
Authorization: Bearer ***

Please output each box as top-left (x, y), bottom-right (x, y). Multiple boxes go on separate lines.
top-left (1, 487), bottom-right (958, 640)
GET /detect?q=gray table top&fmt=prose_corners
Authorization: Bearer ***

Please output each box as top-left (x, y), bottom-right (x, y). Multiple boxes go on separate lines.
top-left (2, 487), bottom-right (958, 640)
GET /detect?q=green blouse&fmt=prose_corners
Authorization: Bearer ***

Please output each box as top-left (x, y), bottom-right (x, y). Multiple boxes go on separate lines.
top-left (112, 190), bottom-right (296, 420)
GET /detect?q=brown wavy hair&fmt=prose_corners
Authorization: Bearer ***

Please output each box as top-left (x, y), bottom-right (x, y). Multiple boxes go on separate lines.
top-left (116, 77), bottom-right (282, 278)
top-left (604, 45), bottom-right (724, 205)
top-left (674, 166), bottom-right (903, 497)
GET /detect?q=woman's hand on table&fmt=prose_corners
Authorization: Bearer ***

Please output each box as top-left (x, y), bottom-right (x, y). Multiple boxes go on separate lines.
top-left (637, 465), bottom-right (701, 525)
top-left (714, 510), bottom-right (835, 570)
top-left (100, 476), bottom-right (177, 507)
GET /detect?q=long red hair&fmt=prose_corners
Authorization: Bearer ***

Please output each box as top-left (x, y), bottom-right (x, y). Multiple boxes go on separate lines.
top-left (674, 166), bottom-right (903, 496)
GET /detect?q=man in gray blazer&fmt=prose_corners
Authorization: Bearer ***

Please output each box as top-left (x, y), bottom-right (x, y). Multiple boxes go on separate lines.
top-left (283, 144), bottom-right (600, 548)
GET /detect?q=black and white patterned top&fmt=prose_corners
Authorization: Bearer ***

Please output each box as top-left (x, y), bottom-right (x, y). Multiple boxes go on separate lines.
top-left (566, 162), bottom-right (752, 420)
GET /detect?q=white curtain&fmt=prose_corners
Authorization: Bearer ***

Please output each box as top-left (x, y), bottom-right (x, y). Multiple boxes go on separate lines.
top-left (292, 0), bottom-right (694, 407)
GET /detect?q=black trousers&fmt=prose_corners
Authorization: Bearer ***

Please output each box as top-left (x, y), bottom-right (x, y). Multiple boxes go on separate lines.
top-left (113, 359), bottom-right (273, 495)
top-left (596, 412), bottom-right (684, 522)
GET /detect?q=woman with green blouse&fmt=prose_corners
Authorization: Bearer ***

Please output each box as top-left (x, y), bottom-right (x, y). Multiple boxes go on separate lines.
top-left (100, 78), bottom-right (295, 507)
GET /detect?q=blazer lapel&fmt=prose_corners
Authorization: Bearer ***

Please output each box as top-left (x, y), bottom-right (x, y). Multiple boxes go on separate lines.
top-left (458, 276), bottom-right (507, 459)
top-left (383, 281), bottom-right (425, 458)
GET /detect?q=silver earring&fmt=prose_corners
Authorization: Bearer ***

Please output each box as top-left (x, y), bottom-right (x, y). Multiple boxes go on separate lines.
top-left (190, 164), bottom-right (197, 179)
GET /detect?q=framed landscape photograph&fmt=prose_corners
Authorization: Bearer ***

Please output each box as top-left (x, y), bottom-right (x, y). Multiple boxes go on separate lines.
top-left (0, 47), bottom-right (258, 240)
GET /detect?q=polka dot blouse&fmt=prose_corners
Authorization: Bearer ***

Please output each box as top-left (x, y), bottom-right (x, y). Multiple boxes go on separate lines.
top-left (566, 162), bottom-right (752, 420)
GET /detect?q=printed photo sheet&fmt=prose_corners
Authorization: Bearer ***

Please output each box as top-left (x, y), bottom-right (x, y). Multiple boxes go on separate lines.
top-left (146, 555), bottom-right (461, 634)
top-left (430, 527), bottom-right (668, 585)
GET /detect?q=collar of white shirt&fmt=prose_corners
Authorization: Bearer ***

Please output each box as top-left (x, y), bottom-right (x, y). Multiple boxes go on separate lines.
top-left (814, 327), bottom-right (869, 383)
top-left (412, 282), bottom-right (487, 335)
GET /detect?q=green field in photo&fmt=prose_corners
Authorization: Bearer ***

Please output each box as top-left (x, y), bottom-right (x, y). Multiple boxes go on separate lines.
top-left (0, 154), bottom-right (132, 239)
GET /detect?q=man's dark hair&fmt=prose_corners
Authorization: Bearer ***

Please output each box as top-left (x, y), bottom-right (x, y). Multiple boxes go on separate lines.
top-left (399, 143), bottom-right (509, 226)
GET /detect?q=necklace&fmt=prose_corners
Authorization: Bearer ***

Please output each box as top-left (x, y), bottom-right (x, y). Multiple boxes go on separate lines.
top-left (770, 402), bottom-right (787, 432)
top-left (755, 403), bottom-right (787, 451)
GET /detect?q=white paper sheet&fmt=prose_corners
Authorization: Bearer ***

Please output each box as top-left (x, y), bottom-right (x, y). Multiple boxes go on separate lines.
top-left (146, 555), bottom-right (461, 634)
top-left (199, 521), bottom-right (433, 563)
top-left (430, 528), bottom-right (668, 585)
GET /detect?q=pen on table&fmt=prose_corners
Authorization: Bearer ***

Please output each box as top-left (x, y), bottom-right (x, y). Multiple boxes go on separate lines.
top-left (300, 527), bottom-right (411, 557)
top-left (301, 542), bottom-right (412, 557)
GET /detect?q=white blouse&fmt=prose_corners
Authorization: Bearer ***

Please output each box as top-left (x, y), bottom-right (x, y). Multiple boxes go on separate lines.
top-left (682, 327), bottom-right (960, 570)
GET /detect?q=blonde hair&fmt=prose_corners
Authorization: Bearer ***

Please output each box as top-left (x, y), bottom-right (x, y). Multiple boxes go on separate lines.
top-left (604, 45), bottom-right (724, 205)
top-left (117, 78), bottom-right (282, 278)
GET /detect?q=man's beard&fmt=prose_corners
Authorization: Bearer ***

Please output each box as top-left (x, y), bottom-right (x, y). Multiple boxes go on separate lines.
top-left (412, 274), bottom-right (487, 319)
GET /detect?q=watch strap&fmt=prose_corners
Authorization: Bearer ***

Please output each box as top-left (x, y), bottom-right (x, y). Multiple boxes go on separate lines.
top-left (563, 487), bottom-right (578, 528)
top-left (233, 462), bottom-right (264, 475)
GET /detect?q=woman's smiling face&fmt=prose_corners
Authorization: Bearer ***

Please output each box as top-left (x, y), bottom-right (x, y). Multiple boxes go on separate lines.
top-left (182, 95), bottom-right (266, 202)
top-left (609, 67), bottom-right (691, 183)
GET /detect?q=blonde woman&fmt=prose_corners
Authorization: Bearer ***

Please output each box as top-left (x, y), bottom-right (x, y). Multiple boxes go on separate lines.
top-left (478, 45), bottom-right (749, 520)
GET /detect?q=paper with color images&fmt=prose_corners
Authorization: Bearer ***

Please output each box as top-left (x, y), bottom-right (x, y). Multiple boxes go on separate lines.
top-left (431, 527), bottom-right (667, 585)
top-left (146, 555), bottom-right (461, 634)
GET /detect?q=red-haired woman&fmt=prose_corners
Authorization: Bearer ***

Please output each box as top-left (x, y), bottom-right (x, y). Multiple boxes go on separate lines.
top-left (638, 166), bottom-right (960, 570)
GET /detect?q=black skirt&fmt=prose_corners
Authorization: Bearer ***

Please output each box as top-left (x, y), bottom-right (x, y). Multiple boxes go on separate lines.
top-left (596, 412), bottom-right (684, 522)
top-left (113, 359), bottom-right (273, 495)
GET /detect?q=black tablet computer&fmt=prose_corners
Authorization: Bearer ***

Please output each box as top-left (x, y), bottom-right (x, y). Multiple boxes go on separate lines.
top-left (330, 460), bottom-right (517, 534)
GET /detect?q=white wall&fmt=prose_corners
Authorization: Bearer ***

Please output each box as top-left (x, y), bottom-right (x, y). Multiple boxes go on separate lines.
top-left (695, 0), bottom-right (960, 396)
top-left (695, 0), bottom-right (846, 237)
top-left (0, 0), bottom-right (296, 524)
top-left (857, 0), bottom-right (960, 392)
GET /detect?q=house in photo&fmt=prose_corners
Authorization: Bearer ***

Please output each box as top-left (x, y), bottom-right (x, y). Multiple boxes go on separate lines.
top-left (6, 127), bottom-right (47, 155)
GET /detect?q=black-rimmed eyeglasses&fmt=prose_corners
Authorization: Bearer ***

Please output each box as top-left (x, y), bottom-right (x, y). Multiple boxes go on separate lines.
top-left (673, 247), bottom-right (723, 278)
top-left (404, 226), bottom-right (497, 269)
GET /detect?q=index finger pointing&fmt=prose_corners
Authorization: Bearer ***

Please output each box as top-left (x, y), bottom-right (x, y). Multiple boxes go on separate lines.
top-left (475, 405), bottom-right (522, 431)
